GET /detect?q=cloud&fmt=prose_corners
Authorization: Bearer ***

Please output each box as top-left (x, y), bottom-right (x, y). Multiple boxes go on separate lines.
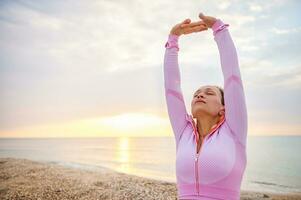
top-left (217, 1), bottom-right (231, 10)
top-left (271, 27), bottom-right (301, 35)
top-left (249, 4), bottom-right (263, 12)
top-left (0, 0), bottom-right (300, 136)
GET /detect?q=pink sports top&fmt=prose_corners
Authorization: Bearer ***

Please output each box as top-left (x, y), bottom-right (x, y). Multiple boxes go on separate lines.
top-left (163, 19), bottom-right (248, 200)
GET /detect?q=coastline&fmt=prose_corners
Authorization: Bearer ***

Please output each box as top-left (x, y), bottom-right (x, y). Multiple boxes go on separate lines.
top-left (0, 158), bottom-right (300, 200)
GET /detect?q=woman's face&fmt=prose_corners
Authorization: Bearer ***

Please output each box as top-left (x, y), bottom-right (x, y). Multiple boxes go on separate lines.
top-left (191, 85), bottom-right (224, 118)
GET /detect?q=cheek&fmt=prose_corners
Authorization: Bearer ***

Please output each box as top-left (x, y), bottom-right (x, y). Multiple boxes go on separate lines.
top-left (191, 99), bottom-right (197, 106)
top-left (207, 97), bottom-right (221, 107)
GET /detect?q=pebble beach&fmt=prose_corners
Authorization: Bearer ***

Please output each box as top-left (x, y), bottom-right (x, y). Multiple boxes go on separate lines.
top-left (0, 158), bottom-right (300, 200)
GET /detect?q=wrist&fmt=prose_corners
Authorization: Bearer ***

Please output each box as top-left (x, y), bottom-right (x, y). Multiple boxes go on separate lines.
top-left (211, 19), bottom-right (229, 36)
top-left (211, 19), bottom-right (223, 30)
top-left (169, 33), bottom-right (180, 37)
top-left (165, 34), bottom-right (179, 50)
top-left (169, 31), bottom-right (181, 37)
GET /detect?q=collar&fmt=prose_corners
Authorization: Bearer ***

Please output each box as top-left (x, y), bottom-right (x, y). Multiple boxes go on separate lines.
top-left (186, 114), bottom-right (226, 144)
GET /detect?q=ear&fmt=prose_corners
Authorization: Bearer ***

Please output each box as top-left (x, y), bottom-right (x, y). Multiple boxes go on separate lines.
top-left (219, 106), bottom-right (225, 116)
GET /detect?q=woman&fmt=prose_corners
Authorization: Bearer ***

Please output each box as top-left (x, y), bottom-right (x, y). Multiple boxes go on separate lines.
top-left (164, 13), bottom-right (248, 200)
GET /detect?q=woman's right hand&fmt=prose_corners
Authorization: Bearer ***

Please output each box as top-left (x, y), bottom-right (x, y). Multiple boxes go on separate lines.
top-left (169, 18), bottom-right (208, 36)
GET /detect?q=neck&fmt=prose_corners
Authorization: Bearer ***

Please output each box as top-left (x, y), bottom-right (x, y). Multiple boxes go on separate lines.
top-left (196, 114), bottom-right (221, 139)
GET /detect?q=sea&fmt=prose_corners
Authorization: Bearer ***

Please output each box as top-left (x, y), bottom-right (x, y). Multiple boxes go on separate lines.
top-left (0, 136), bottom-right (300, 194)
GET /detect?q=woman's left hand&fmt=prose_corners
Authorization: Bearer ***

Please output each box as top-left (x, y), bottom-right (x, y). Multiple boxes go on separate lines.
top-left (198, 13), bottom-right (217, 28)
top-left (180, 12), bottom-right (217, 29)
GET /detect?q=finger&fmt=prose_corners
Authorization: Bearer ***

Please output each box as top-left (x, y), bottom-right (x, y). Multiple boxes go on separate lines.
top-left (182, 25), bottom-right (208, 33)
top-left (192, 26), bottom-right (208, 32)
top-left (182, 25), bottom-right (207, 32)
top-left (194, 26), bottom-right (208, 32)
top-left (180, 21), bottom-right (206, 28)
top-left (199, 12), bottom-right (206, 20)
top-left (181, 18), bottom-right (191, 24)
top-left (184, 26), bottom-right (208, 34)
top-left (181, 21), bottom-right (206, 27)
top-left (184, 29), bottom-right (199, 34)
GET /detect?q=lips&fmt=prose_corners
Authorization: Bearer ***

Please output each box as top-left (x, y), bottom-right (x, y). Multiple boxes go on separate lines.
top-left (195, 100), bottom-right (206, 104)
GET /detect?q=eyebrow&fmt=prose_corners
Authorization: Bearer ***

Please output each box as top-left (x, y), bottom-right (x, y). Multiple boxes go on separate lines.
top-left (194, 88), bottom-right (216, 95)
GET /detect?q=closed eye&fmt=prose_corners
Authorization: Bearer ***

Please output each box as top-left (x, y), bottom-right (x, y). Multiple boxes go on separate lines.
top-left (193, 89), bottom-right (215, 97)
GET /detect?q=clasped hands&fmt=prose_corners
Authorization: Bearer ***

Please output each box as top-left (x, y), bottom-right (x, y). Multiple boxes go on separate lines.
top-left (170, 12), bottom-right (217, 36)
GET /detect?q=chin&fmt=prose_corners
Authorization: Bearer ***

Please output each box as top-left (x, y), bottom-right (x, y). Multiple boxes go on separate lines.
top-left (192, 108), bottom-right (205, 118)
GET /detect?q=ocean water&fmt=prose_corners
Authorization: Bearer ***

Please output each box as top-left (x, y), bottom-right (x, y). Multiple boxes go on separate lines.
top-left (0, 136), bottom-right (300, 194)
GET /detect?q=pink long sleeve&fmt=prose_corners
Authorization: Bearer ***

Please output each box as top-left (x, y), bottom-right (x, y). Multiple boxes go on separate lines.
top-left (163, 34), bottom-right (188, 146)
top-left (212, 19), bottom-right (248, 147)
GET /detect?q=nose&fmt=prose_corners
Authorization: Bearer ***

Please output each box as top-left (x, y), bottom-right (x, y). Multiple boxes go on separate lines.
top-left (196, 93), bottom-right (204, 98)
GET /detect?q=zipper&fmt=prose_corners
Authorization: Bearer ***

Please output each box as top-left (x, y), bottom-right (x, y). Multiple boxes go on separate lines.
top-left (195, 134), bottom-right (204, 195)
top-left (194, 129), bottom-right (220, 196)
top-left (195, 152), bottom-right (199, 194)
top-left (187, 114), bottom-right (225, 196)
top-left (188, 116), bottom-right (203, 196)
top-left (187, 116), bottom-right (201, 195)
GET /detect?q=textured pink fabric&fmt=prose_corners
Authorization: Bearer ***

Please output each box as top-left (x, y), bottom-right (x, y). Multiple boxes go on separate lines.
top-left (163, 19), bottom-right (248, 200)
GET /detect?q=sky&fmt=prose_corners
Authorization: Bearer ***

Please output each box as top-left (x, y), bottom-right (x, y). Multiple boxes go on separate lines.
top-left (0, 0), bottom-right (300, 138)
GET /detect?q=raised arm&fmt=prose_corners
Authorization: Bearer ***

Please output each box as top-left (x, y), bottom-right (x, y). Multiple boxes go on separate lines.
top-left (164, 34), bottom-right (188, 145)
top-left (164, 19), bottom-right (208, 145)
top-left (212, 19), bottom-right (248, 147)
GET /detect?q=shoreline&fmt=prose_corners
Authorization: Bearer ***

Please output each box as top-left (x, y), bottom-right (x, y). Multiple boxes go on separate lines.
top-left (1, 157), bottom-right (300, 200)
